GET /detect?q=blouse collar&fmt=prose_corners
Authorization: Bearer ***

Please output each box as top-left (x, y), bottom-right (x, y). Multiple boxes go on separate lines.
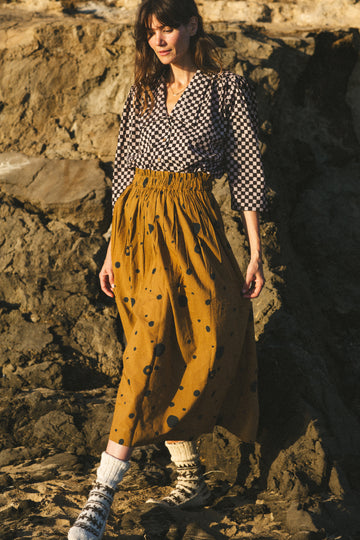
top-left (158, 69), bottom-right (214, 125)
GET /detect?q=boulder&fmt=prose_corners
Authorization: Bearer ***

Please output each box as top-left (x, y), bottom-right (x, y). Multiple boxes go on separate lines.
top-left (0, 153), bottom-right (110, 231)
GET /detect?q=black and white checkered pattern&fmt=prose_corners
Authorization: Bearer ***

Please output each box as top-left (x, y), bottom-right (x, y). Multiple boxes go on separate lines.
top-left (112, 70), bottom-right (266, 212)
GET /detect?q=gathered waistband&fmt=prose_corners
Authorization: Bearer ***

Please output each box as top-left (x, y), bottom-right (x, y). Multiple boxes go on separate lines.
top-left (132, 168), bottom-right (213, 191)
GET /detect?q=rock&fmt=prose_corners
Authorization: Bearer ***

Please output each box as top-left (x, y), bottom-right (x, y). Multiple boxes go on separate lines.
top-left (0, 153), bottom-right (110, 231)
top-left (0, 172), bottom-right (117, 387)
top-left (40, 452), bottom-right (80, 471)
top-left (328, 464), bottom-right (349, 499)
top-left (0, 15), bottom-right (134, 162)
top-left (198, 426), bottom-right (261, 488)
top-left (320, 497), bottom-right (360, 536)
top-left (3, 0), bottom-right (360, 33)
top-left (122, 505), bottom-right (174, 538)
top-left (10, 0), bottom-right (62, 11)
top-left (2, 360), bottom-right (64, 391)
top-left (0, 311), bottom-right (53, 355)
top-left (290, 532), bottom-right (323, 540)
top-left (0, 447), bottom-right (35, 467)
top-left (120, 509), bottom-right (145, 534)
top-left (33, 411), bottom-right (85, 453)
top-left (285, 502), bottom-right (318, 534)
top-left (267, 422), bottom-right (329, 499)
top-left (0, 473), bottom-right (12, 488)
top-left (82, 389), bottom-right (119, 450)
top-left (183, 522), bottom-right (217, 539)
top-left (70, 309), bottom-right (123, 380)
top-left (347, 54), bottom-right (360, 144)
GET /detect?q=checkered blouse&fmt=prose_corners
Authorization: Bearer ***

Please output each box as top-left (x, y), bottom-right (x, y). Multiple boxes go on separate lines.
top-left (112, 70), bottom-right (266, 212)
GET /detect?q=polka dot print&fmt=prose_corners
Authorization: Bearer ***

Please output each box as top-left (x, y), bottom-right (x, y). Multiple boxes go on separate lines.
top-left (154, 343), bottom-right (165, 356)
top-left (178, 295), bottom-right (188, 307)
top-left (109, 169), bottom-right (259, 448)
top-left (167, 415), bottom-right (179, 428)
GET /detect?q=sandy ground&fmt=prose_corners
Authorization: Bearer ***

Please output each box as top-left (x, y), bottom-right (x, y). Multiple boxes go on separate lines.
top-left (1, 447), bottom-right (298, 540)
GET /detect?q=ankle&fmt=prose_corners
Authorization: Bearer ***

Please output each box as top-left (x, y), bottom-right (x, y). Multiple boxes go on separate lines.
top-left (96, 451), bottom-right (130, 490)
top-left (165, 440), bottom-right (199, 463)
top-left (68, 453), bottom-right (130, 540)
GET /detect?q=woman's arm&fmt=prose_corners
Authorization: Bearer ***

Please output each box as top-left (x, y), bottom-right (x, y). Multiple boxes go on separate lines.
top-left (99, 240), bottom-right (115, 298)
top-left (112, 86), bottom-right (137, 210)
top-left (100, 87), bottom-right (138, 298)
top-left (241, 210), bottom-right (265, 299)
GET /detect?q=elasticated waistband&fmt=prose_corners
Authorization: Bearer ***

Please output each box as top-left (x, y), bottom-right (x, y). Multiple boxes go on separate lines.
top-left (132, 168), bottom-right (213, 191)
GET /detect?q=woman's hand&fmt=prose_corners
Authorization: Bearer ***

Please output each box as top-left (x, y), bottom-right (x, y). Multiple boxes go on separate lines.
top-left (240, 210), bottom-right (265, 299)
top-left (242, 257), bottom-right (265, 299)
top-left (99, 242), bottom-right (115, 298)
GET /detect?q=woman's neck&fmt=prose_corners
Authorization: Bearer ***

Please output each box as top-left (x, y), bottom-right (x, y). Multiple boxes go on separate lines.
top-left (167, 57), bottom-right (198, 87)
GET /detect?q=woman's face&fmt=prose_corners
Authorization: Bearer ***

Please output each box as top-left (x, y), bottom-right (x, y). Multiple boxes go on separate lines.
top-left (146, 15), bottom-right (197, 67)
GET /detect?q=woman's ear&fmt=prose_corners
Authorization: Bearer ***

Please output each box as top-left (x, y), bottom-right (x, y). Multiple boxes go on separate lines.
top-left (188, 16), bottom-right (198, 36)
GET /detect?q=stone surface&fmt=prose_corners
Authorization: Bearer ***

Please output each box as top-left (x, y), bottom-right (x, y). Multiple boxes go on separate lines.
top-left (3, 0), bottom-right (360, 31)
top-left (0, 152), bottom-right (111, 230)
top-left (0, 4), bottom-right (360, 540)
top-left (290, 533), bottom-right (323, 540)
top-left (285, 501), bottom-right (318, 534)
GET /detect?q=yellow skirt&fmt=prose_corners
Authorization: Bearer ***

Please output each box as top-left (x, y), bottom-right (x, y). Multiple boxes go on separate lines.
top-left (109, 169), bottom-right (258, 447)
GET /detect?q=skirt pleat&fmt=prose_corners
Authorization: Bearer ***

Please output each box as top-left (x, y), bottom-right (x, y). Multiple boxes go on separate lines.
top-left (109, 168), bottom-right (258, 447)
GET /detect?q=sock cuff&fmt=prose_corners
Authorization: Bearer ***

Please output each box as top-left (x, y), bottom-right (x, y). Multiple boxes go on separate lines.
top-left (96, 451), bottom-right (130, 489)
top-left (165, 441), bottom-right (199, 463)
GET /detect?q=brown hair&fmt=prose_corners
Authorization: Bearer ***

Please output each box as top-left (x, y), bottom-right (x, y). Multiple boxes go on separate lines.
top-left (134, 0), bottom-right (221, 114)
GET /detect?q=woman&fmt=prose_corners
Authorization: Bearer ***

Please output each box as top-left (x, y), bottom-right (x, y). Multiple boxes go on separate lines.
top-left (68, 0), bottom-right (266, 538)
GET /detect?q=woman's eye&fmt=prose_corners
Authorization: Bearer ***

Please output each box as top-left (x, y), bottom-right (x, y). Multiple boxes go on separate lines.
top-left (163, 27), bottom-right (173, 33)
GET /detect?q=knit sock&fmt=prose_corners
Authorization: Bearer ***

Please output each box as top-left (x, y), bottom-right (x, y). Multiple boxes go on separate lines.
top-left (146, 441), bottom-right (211, 508)
top-left (68, 452), bottom-right (130, 540)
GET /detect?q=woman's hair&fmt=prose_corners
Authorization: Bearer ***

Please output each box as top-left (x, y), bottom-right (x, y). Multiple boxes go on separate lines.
top-left (134, 0), bottom-right (221, 113)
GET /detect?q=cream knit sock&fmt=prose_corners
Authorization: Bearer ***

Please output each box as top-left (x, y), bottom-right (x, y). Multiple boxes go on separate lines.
top-left (146, 441), bottom-right (211, 508)
top-left (68, 452), bottom-right (130, 540)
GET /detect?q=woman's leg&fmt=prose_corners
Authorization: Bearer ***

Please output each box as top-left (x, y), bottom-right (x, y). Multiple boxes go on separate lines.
top-left (106, 440), bottom-right (133, 461)
top-left (68, 441), bottom-right (132, 540)
top-left (146, 440), bottom-right (210, 508)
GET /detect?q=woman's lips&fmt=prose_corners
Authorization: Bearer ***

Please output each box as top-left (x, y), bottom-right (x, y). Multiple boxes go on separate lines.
top-left (158, 50), bottom-right (171, 56)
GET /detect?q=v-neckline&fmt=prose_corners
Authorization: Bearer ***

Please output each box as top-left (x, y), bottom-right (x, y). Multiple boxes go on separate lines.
top-left (164, 69), bottom-right (200, 118)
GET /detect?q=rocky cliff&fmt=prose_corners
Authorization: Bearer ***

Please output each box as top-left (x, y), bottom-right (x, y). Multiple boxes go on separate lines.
top-left (0, 2), bottom-right (360, 539)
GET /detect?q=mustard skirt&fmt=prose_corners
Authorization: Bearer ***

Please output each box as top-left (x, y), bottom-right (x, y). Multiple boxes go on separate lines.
top-left (109, 169), bottom-right (258, 447)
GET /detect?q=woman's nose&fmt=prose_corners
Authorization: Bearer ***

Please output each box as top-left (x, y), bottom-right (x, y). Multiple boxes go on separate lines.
top-left (154, 31), bottom-right (166, 46)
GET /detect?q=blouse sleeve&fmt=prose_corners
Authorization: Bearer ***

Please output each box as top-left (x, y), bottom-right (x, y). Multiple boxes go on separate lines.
top-left (224, 75), bottom-right (267, 212)
top-left (112, 86), bottom-right (137, 210)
